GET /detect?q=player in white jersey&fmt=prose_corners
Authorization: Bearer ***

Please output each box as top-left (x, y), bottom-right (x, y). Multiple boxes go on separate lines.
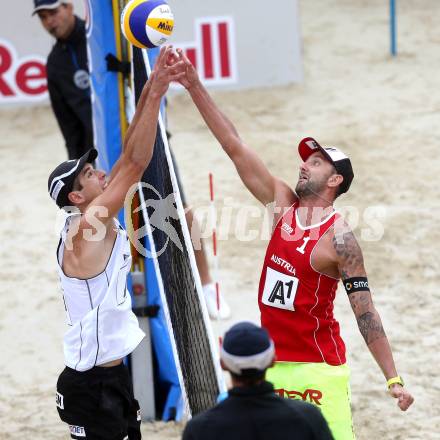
top-left (47, 47), bottom-right (184, 440)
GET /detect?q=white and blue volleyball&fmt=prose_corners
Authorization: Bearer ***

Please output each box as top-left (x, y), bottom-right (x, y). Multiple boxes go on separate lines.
top-left (121, 0), bottom-right (174, 49)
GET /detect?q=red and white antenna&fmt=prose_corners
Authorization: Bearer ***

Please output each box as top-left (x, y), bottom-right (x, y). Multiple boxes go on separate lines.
top-left (209, 172), bottom-right (222, 344)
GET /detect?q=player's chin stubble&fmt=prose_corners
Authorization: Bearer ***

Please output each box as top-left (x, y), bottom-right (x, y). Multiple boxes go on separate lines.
top-left (295, 179), bottom-right (324, 198)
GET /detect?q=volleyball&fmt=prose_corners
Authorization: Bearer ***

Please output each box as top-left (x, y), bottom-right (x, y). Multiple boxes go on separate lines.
top-left (121, 0), bottom-right (174, 49)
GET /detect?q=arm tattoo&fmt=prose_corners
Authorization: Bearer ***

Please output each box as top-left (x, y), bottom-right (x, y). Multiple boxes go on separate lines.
top-left (334, 226), bottom-right (385, 344)
top-left (357, 311), bottom-right (386, 345)
top-left (348, 291), bottom-right (371, 313)
top-left (332, 228), bottom-right (365, 279)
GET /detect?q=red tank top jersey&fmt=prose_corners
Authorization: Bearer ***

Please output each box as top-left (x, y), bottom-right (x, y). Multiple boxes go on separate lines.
top-left (258, 204), bottom-right (346, 365)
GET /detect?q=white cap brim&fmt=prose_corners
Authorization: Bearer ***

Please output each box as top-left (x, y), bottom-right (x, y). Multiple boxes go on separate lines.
top-left (32, 1), bottom-right (71, 15)
top-left (220, 341), bottom-right (275, 375)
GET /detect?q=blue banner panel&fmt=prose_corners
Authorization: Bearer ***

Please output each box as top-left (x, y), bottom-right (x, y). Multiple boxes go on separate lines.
top-left (86, 0), bottom-right (121, 173)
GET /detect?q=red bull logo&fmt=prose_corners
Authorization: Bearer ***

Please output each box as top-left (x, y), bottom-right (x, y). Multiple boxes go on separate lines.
top-left (0, 16), bottom-right (237, 103)
top-left (176, 17), bottom-right (237, 86)
top-left (0, 39), bottom-right (47, 103)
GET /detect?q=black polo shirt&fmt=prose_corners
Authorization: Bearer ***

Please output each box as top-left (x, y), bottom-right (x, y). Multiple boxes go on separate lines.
top-left (46, 16), bottom-right (93, 159)
top-left (182, 381), bottom-right (333, 440)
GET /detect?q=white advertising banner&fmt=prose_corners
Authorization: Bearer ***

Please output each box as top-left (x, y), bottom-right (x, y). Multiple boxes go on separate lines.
top-left (167, 0), bottom-right (303, 90)
top-left (0, 38), bottom-right (48, 103)
top-left (1, 1), bottom-right (85, 104)
top-left (1, 0), bottom-right (302, 105)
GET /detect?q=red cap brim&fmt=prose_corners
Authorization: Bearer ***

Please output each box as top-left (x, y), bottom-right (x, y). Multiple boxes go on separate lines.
top-left (298, 137), bottom-right (326, 161)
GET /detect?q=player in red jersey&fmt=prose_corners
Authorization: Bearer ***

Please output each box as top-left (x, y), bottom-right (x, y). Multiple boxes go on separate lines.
top-left (170, 49), bottom-right (414, 439)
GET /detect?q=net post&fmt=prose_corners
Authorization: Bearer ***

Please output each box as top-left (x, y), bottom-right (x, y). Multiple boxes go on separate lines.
top-left (131, 317), bottom-right (156, 420)
top-left (390, 0), bottom-right (397, 56)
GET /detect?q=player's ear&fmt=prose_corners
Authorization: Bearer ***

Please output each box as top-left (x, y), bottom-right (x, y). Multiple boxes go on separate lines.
top-left (68, 190), bottom-right (84, 205)
top-left (328, 174), bottom-right (343, 189)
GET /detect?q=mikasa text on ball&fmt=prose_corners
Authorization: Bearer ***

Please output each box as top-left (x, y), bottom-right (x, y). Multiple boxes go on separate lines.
top-left (121, 0), bottom-right (174, 49)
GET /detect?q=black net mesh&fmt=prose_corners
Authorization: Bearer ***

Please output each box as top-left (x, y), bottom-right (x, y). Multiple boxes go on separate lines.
top-left (131, 46), bottom-right (220, 415)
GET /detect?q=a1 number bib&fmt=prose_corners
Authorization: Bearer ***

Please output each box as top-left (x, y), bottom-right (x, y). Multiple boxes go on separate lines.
top-left (262, 267), bottom-right (299, 311)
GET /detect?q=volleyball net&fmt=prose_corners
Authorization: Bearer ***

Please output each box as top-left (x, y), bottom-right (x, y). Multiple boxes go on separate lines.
top-left (131, 45), bottom-right (224, 416)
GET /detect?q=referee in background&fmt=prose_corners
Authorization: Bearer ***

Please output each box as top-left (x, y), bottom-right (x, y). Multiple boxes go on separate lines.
top-left (33, 0), bottom-right (92, 159)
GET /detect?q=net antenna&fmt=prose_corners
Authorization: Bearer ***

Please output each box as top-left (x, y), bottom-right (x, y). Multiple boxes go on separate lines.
top-left (130, 46), bottom-right (226, 418)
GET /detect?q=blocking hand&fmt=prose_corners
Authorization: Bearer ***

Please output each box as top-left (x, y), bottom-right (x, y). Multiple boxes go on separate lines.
top-left (166, 48), bottom-right (200, 90)
top-left (148, 45), bottom-right (185, 97)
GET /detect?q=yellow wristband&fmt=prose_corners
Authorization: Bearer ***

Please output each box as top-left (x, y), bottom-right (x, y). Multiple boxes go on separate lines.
top-left (387, 376), bottom-right (404, 388)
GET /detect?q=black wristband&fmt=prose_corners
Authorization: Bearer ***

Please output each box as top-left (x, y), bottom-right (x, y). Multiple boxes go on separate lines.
top-left (343, 277), bottom-right (370, 295)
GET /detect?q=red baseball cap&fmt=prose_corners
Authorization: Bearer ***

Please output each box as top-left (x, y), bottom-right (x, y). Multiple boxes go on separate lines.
top-left (298, 137), bottom-right (354, 194)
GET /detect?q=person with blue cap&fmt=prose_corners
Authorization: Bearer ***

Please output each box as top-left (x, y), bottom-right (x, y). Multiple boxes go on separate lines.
top-left (182, 322), bottom-right (333, 440)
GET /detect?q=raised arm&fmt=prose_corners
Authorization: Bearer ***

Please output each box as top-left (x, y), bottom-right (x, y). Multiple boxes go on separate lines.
top-left (107, 78), bottom-right (152, 182)
top-left (81, 47), bottom-right (184, 226)
top-left (173, 48), bottom-right (292, 207)
top-left (332, 224), bottom-right (414, 411)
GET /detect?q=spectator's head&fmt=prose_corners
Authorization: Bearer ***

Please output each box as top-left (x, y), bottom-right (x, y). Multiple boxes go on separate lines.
top-left (33, 1), bottom-right (75, 41)
top-left (220, 322), bottom-right (275, 387)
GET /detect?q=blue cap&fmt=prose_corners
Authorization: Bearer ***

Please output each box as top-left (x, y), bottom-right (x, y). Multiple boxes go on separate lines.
top-left (32, 0), bottom-right (71, 15)
top-left (221, 322), bottom-right (275, 376)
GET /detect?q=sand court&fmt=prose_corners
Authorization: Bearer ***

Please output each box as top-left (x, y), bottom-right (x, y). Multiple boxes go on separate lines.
top-left (1, 0), bottom-right (439, 438)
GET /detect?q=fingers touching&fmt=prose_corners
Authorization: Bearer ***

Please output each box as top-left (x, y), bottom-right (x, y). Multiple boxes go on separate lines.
top-left (176, 48), bottom-right (191, 66)
top-left (148, 45), bottom-right (197, 93)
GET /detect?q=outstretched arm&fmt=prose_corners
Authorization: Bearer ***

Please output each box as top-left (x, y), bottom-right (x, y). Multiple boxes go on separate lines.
top-left (81, 47), bottom-right (184, 225)
top-left (108, 79), bottom-right (153, 182)
top-left (332, 225), bottom-right (414, 411)
top-left (173, 48), bottom-right (293, 207)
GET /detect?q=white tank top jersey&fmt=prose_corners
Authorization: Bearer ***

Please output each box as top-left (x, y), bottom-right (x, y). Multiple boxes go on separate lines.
top-left (56, 214), bottom-right (145, 372)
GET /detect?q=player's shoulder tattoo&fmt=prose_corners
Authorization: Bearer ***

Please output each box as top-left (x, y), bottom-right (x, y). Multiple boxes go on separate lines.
top-left (331, 222), bottom-right (365, 279)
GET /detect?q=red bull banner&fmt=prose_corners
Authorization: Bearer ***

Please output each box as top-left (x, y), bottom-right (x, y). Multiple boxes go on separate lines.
top-left (0, 0), bottom-right (302, 104)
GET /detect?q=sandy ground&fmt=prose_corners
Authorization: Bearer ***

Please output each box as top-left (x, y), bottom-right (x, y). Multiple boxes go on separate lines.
top-left (1, 0), bottom-right (440, 438)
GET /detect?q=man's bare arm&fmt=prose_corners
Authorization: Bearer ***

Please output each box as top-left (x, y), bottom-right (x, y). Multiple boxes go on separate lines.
top-left (80, 47), bottom-right (184, 226)
top-left (333, 226), bottom-right (414, 411)
top-left (108, 79), bottom-right (153, 183)
top-left (175, 49), bottom-right (292, 207)
top-left (333, 228), bottom-right (395, 371)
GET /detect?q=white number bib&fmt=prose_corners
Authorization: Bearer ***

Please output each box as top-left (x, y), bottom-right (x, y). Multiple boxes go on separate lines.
top-left (262, 267), bottom-right (299, 311)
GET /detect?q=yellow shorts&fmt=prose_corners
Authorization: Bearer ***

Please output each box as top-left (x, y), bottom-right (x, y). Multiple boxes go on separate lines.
top-left (266, 362), bottom-right (355, 440)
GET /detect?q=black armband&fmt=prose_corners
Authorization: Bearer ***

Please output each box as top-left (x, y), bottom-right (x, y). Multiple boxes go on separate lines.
top-left (343, 277), bottom-right (370, 295)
